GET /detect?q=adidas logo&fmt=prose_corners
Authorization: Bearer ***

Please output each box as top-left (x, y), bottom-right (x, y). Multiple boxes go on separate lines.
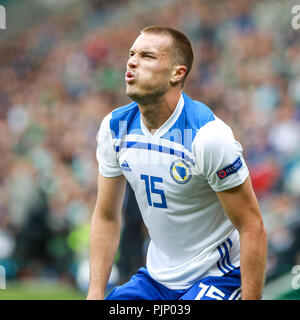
top-left (120, 160), bottom-right (131, 172)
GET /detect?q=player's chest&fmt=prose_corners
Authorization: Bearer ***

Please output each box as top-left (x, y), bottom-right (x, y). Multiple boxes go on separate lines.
top-left (116, 144), bottom-right (206, 200)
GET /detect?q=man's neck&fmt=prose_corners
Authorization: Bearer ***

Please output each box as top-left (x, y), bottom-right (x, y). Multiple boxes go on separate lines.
top-left (139, 89), bottom-right (182, 133)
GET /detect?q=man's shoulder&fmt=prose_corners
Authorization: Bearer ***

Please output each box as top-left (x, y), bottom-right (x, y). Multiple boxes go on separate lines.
top-left (160, 93), bottom-right (216, 152)
top-left (108, 101), bottom-right (141, 139)
top-left (111, 100), bottom-right (139, 118)
top-left (182, 92), bottom-right (215, 130)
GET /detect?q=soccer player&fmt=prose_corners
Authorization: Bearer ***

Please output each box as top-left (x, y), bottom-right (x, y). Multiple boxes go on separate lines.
top-left (87, 26), bottom-right (267, 300)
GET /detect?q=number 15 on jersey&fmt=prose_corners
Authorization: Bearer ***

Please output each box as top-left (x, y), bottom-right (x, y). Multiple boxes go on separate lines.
top-left (140, 175), bottom-right (168, 209)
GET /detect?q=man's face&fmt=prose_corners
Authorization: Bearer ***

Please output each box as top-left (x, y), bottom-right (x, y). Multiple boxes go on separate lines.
top-left (125, 33), bottom-right (174, 104)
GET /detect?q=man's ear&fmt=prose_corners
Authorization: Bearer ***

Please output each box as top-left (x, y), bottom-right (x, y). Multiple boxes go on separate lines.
top-left (170, 65), bottom-right (187, 85)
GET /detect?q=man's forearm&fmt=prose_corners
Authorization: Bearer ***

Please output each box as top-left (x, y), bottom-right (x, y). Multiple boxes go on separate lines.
top-left (239, 226), bottom-right (268, 300)
top-left (87, 212), bottom-right (121, 299)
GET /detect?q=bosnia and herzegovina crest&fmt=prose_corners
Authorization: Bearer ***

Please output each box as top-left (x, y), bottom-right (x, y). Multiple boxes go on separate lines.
top-left (170, 159), bottom-right (192, 184)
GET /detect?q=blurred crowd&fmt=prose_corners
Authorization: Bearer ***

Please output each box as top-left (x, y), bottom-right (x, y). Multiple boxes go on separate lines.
top-left (0, 0), bottom-right (300, 293)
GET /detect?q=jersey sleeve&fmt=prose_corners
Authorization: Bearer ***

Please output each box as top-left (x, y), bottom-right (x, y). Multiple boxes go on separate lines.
top-left (96, 114), bottom-right (123, 177)
top-left (193, 117), bottom-right (249, 192)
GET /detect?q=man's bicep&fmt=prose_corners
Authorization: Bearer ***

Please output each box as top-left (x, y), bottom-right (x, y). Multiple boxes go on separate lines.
top-left (216, 176), bottom-right (263, 232)
top-left (94, 172), bottom-right (127, 221)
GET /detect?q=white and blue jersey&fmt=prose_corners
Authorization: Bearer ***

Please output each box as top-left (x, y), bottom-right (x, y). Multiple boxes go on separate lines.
top-left (96, 92), bottom-right (249, 290)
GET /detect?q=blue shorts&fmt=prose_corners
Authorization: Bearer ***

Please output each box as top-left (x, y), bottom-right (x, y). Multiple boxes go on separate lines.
top-left (105, 267), bottom-right (241, 300)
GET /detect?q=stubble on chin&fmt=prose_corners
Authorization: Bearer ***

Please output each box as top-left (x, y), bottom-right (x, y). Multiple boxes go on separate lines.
top-left (126, 84), bottom-right (168, 105)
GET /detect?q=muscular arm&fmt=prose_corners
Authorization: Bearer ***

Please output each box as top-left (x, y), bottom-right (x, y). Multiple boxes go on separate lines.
top-left (216, 176), bottom-right (268, 300)
top-left (87, 173), bottom-right (126, 300)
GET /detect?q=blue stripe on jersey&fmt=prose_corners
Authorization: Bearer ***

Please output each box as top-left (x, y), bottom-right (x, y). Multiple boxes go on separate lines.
top-left (115, 141), bottom-right (195, 165)
top-left (110, 101), bottom-right (143, 139)
top-left (222, 242), bottom-right (236, 270)
top-left (220, 244), bottom-right (232, 273)
top-left (108, 93), bottom-right (215, 151)
top-left (217, 240), bottom-right (236, 275)
top-left (160, 92), bottom-right (215, 152)
top-left (217, 246), bottom-right (227, 274)
top-left (227, 238), bottom-right (233, 248)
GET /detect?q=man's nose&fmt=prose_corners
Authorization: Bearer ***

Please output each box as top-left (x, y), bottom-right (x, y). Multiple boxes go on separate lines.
top-left (127, 55), bottom-right (138, 68)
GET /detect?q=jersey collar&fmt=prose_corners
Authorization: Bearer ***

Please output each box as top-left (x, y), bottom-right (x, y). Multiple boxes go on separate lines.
top-left (140, 94), bottom-right (184, 138)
